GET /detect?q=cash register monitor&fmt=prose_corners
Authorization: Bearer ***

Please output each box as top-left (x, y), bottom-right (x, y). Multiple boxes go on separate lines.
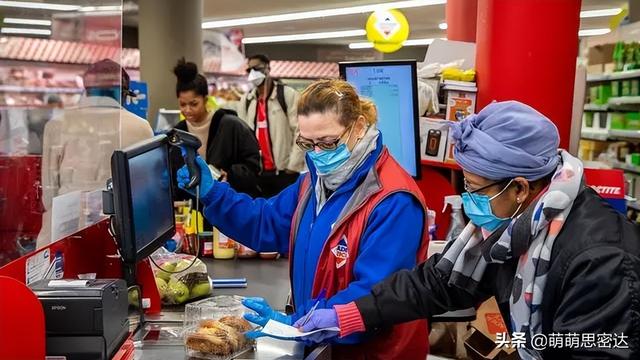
top-left (340, 60), bottom-right (421, 178)
top-left (110, 135), bottom-right (176, 264)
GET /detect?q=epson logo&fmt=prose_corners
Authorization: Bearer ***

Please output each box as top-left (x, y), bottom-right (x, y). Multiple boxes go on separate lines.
top-left (51, 305), bottom-right (66, 311)
top-left (591, 185), bottom-right (622, 195)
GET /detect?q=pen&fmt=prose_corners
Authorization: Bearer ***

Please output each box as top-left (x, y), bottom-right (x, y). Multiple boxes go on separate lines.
top-left (298, 288), bottom-right (327, 328)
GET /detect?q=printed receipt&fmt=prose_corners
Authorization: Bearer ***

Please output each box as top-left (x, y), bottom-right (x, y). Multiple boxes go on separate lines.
top-left (260, 319), bottom-right (340, 339)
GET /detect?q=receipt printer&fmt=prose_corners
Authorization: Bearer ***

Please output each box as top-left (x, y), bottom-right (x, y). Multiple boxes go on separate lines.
top-left (29, 279), bottom-right (129, 360)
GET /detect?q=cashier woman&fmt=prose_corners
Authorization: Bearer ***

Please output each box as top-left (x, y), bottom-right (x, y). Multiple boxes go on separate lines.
top-left (296, 101), bottom-right (640, 359)
top-left (176, 79), bottom-right (430, 359)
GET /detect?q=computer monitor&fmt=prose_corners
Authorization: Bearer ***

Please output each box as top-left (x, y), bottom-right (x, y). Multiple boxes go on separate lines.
top-left (155, 109), bottom-right (181, 133)
top-left (340, 60), bottom-right (421, 178)
top-left (110, 135), bottom-right (175, 263)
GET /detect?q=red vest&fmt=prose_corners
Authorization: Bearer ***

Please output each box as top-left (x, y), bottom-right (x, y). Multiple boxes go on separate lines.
top-left (289, 148), bottom-right (430, 360)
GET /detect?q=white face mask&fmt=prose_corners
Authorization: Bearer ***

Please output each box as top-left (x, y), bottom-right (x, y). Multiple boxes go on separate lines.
top-left (247, 69), bottom-right (266, 87)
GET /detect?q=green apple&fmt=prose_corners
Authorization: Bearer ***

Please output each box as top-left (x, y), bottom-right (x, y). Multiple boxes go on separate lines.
top-left (173, 259), bottom-right (193, 273)
top-left (189, 281), bottom-right (211, 299)
top-left (156, 262), bottom-right (176, 282)
top-left (128, 288), bottom-right (139, 307)
top-left (168, 279), bottom-right (190, 304)
top-left (155, 277), bottom-right (169, 299)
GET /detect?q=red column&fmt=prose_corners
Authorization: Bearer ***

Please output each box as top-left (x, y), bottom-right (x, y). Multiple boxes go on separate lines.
top-left (475, 0), bottom-right (581, 149)
top-left (446, 0), bottom-right (478, 42)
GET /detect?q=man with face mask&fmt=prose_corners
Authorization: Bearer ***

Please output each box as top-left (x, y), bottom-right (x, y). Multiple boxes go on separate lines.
top-left (235, 54), bottom-right (305, 198)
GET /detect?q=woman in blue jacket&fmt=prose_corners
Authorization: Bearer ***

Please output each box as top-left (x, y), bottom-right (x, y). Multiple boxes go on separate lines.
top-left (177, 79), bottom-right (430, 359)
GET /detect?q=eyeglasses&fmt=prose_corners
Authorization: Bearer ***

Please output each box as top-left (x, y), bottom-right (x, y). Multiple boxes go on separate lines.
top-left (246, 65), bottom-right (267, 74)
top-left (296, 125), bottom-right (353, 151)
top-left (464, 178), bottom-right (512, 206)
top-left (463, 178), bottom-right (510, 194)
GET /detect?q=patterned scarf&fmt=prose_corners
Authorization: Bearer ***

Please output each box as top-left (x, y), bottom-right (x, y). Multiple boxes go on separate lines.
top-left (436, 150), bottom-right (584, 359)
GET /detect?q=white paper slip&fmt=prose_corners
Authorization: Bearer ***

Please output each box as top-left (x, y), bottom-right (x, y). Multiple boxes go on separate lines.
top-left (48, 280), bottom-right (89, 288)
top-left (260, 319), bottom-right (340, 340)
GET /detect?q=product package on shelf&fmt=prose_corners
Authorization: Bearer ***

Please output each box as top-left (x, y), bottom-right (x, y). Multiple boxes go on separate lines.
top-left (150, 248), bottom-right (212, 305)
top-left (442, 80), bottom-right (477, 121)
top-left (419, 117), bottom-right (449, 162)
top-left (184, 296), bottom-right (256, 360)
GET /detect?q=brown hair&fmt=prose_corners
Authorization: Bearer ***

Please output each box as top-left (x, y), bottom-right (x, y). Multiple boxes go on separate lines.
top-left (297, 79), bottom-right (377, 127)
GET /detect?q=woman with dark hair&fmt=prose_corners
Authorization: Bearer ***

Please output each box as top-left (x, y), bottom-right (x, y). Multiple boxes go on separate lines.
top-left (171, 58), bottom-right (261, 197)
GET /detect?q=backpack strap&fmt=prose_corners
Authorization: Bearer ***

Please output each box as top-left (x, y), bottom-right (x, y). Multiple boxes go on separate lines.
top-left (276, 83), bottom-right (288, 115)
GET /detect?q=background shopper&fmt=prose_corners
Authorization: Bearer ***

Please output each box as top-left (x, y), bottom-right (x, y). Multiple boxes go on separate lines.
top-left (170, 58), bottom-right (261, 198)
top-left (235, 54), bottom-right (305, 197)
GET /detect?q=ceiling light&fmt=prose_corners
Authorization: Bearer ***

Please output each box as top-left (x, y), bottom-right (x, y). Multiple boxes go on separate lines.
top-left (3, 17), bottom-right (52, 26)
top-left (349, 37), bottom-right (437, 49)
top-left (203, 0), bottom-right (446, 29)
top-left (79, 5), bottom-right (122, 12)
top-left (0, 1), bottom-right (80, 11)
top-left (349, 42), bottom-right (375, 49)
top-left (578, 28), bottom-right (611, 37)
top-left (438, 22), bottom-right (448, 30)
top-left (580, 8), bottom-right (622, 18)
top-left (242, 29), bottom-right (366, 44)
top-left (1, 27), bottom-right (52, 35)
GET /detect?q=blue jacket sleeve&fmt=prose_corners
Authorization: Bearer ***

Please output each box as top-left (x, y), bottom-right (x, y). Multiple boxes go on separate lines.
top-left (200, 175), bottom-right (303, 254)
top-left (324, 192), bottom-right (424, 344)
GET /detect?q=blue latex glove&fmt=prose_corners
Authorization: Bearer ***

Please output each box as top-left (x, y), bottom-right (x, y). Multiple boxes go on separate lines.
top-left (292, 308), bottom-right (340, 344)
top-left (176, 155), bottom-right (215, 197)
top-left (242, 297), bottom-right (292, 339)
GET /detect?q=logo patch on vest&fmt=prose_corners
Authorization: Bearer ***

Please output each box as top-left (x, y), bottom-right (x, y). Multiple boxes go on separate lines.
top-left (331, 236), bottom-right (349, 269)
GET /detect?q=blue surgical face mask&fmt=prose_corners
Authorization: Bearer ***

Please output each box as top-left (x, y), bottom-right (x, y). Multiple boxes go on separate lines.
top-left (307, 126), bottom-right (354, 175)
top-left (308, 143), bottom-right (351, 175)
top-left (461, 179), bottom-right (520, 232)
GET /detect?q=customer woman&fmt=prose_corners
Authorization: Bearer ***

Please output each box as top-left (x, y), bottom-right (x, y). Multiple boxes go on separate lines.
top-left (296, 101), bottom-right (640, 359)
top-left (176, 79), bottom-right (430, 359)
top-left (171, 58), bottom-right (261, 197)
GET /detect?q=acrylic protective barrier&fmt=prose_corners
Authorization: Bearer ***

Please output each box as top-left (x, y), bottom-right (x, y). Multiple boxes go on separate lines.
top-left (0, 1), bottom-right (129, 267)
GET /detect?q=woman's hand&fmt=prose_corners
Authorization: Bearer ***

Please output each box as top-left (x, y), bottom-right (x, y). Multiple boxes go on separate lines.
top-left (292, 308), bottom-right (340, 344)
top-left (176, 155), bottom-right (215, 197)
top-left (219, 169), bottom-right (228, 182)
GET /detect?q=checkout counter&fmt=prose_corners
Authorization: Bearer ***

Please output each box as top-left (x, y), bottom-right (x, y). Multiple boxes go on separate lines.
top-left (133, 258), bottom-right (330, 360)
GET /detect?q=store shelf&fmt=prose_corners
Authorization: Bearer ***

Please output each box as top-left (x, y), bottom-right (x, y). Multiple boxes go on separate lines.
top-left (583, 103), bottom-right (609, 111)
top-left (0, 85), bottom-right (83, 94)
top-left (608, 97), bottom-right (640, 106)
top-left (581, 130), bottom-right (610, 141)
top-left (587, 69), bottom-right (640, 82)
top-left (609, 129), bottom-right (640, 139)
top-left (612, 161), bottom-right (640, 175)
top-left (421, 159), bottom-right (461, 170)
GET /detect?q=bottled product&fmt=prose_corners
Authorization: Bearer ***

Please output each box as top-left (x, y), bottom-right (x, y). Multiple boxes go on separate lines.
top-left (200, 231), bottom-right (214, 257)
top-left (213, 228), bottom-right (236, 259)
top-left (443, 195), bottom-right (465, 243)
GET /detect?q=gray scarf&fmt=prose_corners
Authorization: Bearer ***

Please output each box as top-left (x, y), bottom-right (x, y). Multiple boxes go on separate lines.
top-left (315, 126), bottom-right (379, 213)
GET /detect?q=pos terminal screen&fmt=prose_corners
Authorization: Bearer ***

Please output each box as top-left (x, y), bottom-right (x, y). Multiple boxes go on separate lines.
top-left (128, 144), bottom-right (174, 253)
top-left (341, 61), bottom-right (420, 178)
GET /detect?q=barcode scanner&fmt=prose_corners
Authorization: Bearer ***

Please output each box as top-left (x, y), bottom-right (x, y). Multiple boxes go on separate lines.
top-left (166, 128), bottom-right (202, 190)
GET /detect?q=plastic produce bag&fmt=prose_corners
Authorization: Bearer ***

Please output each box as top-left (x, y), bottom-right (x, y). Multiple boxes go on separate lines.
top-left (151, 248), bottom-right (212, 305)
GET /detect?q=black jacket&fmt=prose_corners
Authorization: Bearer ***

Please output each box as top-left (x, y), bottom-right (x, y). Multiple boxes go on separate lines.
top-left (171, 109), bottom-right (261, 198)
top-left (356, 188), bottom-right (640, 359)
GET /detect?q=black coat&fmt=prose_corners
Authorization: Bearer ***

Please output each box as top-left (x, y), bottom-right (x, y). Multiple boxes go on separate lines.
top-left (170, 109), bottom-right (261, 198)
top-left (356, 187), bottom-right (640, 359)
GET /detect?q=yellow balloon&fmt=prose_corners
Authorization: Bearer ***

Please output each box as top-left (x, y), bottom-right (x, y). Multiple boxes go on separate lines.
top-left (366, 9), bottom-right (410, 53)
